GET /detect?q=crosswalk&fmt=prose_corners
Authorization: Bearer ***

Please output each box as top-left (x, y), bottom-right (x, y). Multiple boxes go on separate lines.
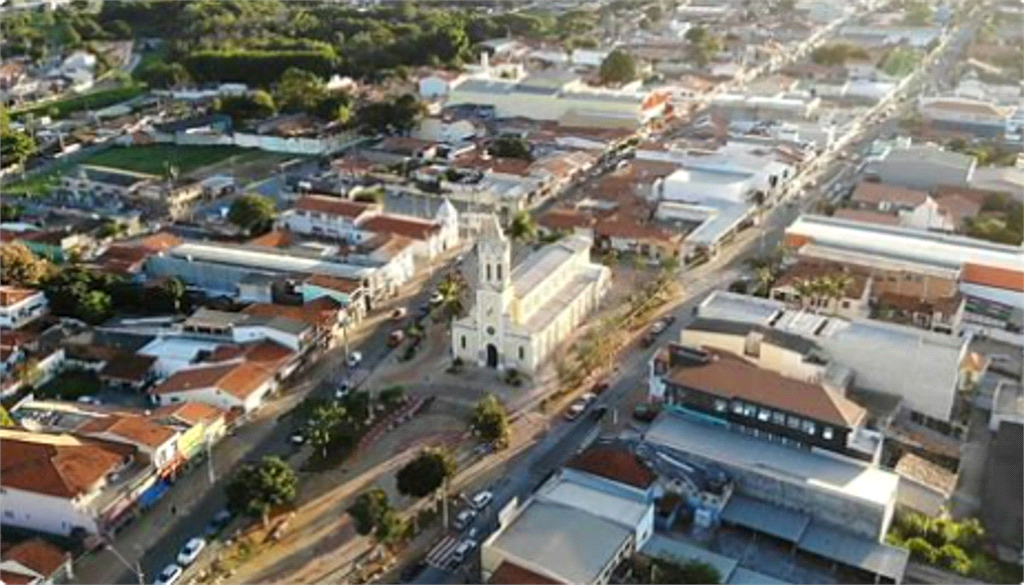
top-left (425, 536), bottom-right (461, 569)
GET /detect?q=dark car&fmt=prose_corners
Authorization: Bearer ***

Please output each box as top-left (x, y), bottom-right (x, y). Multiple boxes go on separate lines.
top-left (591, 405), bottom-right (608, 421)
top-left (400, 561), bottom-right (426, 582)
top-left (591, 380), bottom-right (610, 394)
top-left (640, 333), bottom-right (657, 348)
top-left (662, 314), bottom-right (677, 327)
top-left (204, 509), bottom-right (232, 537)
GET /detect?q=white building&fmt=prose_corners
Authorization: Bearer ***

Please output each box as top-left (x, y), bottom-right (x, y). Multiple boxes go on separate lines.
top-left (0, 429), bottom-right (140, 537)
top-left (150, 360), bottom-right (278, 413)
top-left (447, 71), bottom-right (669, 129)
top-left (0, 286), bottom-right (47, 330)
top-left (451, 216), bottom-right (610, 373)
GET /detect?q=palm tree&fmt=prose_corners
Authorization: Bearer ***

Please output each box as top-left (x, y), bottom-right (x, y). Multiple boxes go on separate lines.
top-left (437, 274), bottom-right (465, 320)
top-left (827, 272), bottom-right (855, 313)
top-left (792, 278), bottom-right (815, 308)
top-left (508, 211), bottom-right (537, 241)
top-left (754, 266), bottom-right (775, 297)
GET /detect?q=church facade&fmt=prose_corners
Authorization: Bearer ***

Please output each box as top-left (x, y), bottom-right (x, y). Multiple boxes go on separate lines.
top-left (452, 215), bottom-right (611, 373)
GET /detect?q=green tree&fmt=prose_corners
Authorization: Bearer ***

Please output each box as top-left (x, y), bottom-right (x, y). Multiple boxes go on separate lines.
top-left (375, 509), bottom-right (407, 544)
top-left (228, 193), bottom-right (277, 235)
top-left (508, 211), bottom-right (537, 241)
top-left (0, 406), bottom-right (15, 428)
top-left (136, 61), bottom-right (192, 89)
top-left (1, 202), bottom-right (23, 222)
top-left (599, 49), bottom-right (637, 85)
top-left (275, 67), bottom-right (326, 113)
top-left (78, 290), bottom-right (113, 324)
top-left (106, 19), bottom-right (133, 39)
top-left (225, 456), bottom-right (297, 527)
top-left (685, 26), bottom-right (708, 45)
top-left (58, 22), bottom-right (82, 47)
top-left (158, 277), bottom-right (185, 313)
top-left (470, 395), bottom-right (510, 448)
top-left (216, 90), bottom-right (277, 123)
top-left (396, 448), bottom-right (456, 498)
top-left (488, 136), bottom-right (532, 161)
top-left (0, 243), bottom-right (51, 287)
top-left (307, 402), bottom-right (346, 458)
top-left (348, 488), bottom-right (390, 535)
top-left (645, 4), bottom-right (663, 22)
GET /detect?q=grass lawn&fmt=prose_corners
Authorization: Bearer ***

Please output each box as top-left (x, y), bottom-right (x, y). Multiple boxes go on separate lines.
top-left (36, 369), bottom-right (102, 400)
top-left (11, 83), bottom-right (149, 120)
top-left (80, 144), bottom-right (257, 175)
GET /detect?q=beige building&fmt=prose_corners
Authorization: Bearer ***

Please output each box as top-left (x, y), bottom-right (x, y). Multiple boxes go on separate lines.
top-left (451, 216), bottom-right (610, 373)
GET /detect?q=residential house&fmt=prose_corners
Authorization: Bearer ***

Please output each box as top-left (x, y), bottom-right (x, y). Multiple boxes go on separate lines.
top-left (97, 353), bottom-right (157, 392)
top-left (593, 217), bottom-right (683, 262)
top-left (873, 291), bottom-right (965, 334)
top-left (181, 307), bottom-right (313, 354)
top-left (417, 70), bottom-right (467, 99)
top-left (0, 538), bottom-right (74, 585)
top-left (300, 275), bottom-right (366, 322)
top-left (277, 195), bottom-right (379, 242)
top-left (149, 359), bottom-right (279, 413)
top-left (0, 429), bottom-right (142, 536)
top-left (0, 287), bottom-right (48, 330)
top-left (150, 402), bottom-right (228, 461)
top-left (17, 228), bottom-right (95, 264)
top-left (848, 182), bottom-right (955, 231)
top-left (536, 209), bottom-right (596, 239)
top-left (95, 232), bottom-right (182, 277)
top-left (769, 261), bottom-right (872, 320)
top-left (75, 415), bottom-right (181, 476)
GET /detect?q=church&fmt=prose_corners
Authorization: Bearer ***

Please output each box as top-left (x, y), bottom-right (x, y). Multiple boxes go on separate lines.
top-left (452, 215), bottom-right (611, 373)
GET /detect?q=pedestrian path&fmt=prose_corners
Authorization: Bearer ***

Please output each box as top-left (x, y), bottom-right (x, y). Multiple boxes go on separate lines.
top-left (425, 535), bottom-right (460, 569)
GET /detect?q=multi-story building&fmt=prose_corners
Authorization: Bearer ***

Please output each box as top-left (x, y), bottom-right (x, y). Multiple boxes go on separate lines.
top-left (0, 286), bottom-right (47, 330)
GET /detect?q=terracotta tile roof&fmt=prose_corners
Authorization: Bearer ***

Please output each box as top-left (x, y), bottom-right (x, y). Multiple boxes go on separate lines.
top-left (150, 361), bottom-right (275, 401)
top-left (76, 414), bottom-right (176, 449)
top-left (332, 155), bottom-right (375, 175)
top-left (242, 299), bottom-right (341, 330)
top-left (454, 153), bottom-right (533, 176)
top-left (832, 208), bottom-right (901, 226)
top-left (358, 214), bottom-right (440, 241)
top-left (594, 217), bottom-right (680, 244)
top-left (850, 182), bottom-right (929, 208)
top-left (294, 195), bottom-right (375, 219)
top-left (537, 209), bottom-right (595, 232)
top-left (96, 245), bottom-right (151, 274)
top-left (0, 286), bottom-right (41, 307)
top-left (566, 444), bottom-right (656, 489)
top-left (136, 232), bottom-right (182, 252)
top-left (877, 291), bottom-right (963, 316)
top-left (773, 261), bottom-right (870, 298)
top-left (668, 348), bottom-right (866, 428)
top-left (206, 340), bottom-right (295, 368)
top-left (151, 402), bottom-right (225, 426)
top-left (98, 353), bottom-right (156, 383)
top-left (489, 561), bottom-right (563, 585)
top-left (378, 136), bottom-right (436, 155)
top-left (0, 430), bottom-right (134, 498)
top-left (931, 184), bottom-right (999, 205)
top-left (0, 570), bottom-right (34, 585)
top-left (305, 274), bottom-right (363, 294)
top-left (1, 539), bottom-right (68, 580)
top-left (961, 262), bottom-right (1024, 292)
top-left (934, 193), bottom-right (981, 228)
top-left (247, 230), bottom-right (294, 248)
top-left (358, 232), bottom-right (416, 258)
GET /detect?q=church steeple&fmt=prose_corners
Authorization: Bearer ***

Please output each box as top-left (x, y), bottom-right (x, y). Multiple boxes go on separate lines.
top-left (478, 214), bottom-right (510, 291)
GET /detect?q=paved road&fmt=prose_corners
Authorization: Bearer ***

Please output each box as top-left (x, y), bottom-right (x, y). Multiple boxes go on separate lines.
top-left (73, 260), bottom-right (458, 585)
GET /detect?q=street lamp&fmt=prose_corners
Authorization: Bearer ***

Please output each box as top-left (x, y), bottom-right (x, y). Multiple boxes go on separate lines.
top-left (104, 538), bottom-right (145, 585)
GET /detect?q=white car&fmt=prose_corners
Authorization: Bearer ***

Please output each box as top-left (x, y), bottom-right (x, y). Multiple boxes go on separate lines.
top-left (154, 564), bottom-right (183, 585)
top-left (451, 539), bottom-right (478, 564)
top-left (77, 395), bottom-right (102, 405)
top-left (453, 509), bottom-right (476, 530)
top-left (176, 537), bottom-right (206, 566)
top-left (347, 351), bottom-right (362, 368)
top-left (471, 490), bottom-right (493, 510)
top-left (430, 292), bottom-right (444, 305)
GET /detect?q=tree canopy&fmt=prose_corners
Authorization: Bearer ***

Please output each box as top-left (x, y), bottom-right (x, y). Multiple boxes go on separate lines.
top-left (348, 487), bottom-right (391, 535)
top-left (396, 448), bottom-right (456, 498)
top-left (599, 49), bottom-right (637, 85)
top-left (470, 395), bottom-right (510, 448)
top-left (0, 243), bottom-right (51, 287)
top-left (488, 136), bottom-right (533, 161)
top-left (225, 456), bottom-right (297, 524)
top-left (228, 193), bottom-right (277, 235)
top-left (508, 211), bottom-right (537, 241)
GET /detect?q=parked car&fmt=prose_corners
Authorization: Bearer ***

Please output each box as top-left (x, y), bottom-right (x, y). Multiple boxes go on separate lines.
top-left (661, 314), bottom-right (677, 327)
top-left (564, 401), bottom-right (586, 421)
top-left (334, 382), bottom-right (350, 400)
top-left (453, 509), bottom-right (476, 530)
top-left (591, 380), bottom-right (610, 394)
top-left (154, 564), bottom-right (183, 585)
top-left (471, 490), bottom-right (493, 510)
top-left (347, 351), bottom-right (362, 368)
top-left (391, 307), bottom-right (407, 320)
top-left (176, 537), bottom-right (206, 566)
top-left (290, 433), bottom-right (306, 445)
top-left (430, 292), bottom-right (444, 305)
top-left (205, 510), bottom-right (232, 537)
top-left (77, 395), bottom-right (102, 405)
top-left (388, 330), bottom-right (405, 347)
top-left (591, 405), bottom-right (609, 421)
top-left (640, 333), bottom-right (657, 348)
top-left (451, 539), bottom-right (478, 564)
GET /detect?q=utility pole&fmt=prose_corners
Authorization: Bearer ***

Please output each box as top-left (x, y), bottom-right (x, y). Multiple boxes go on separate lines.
top-left (206, 433), bottom-right (216, 485)
top-left (441, 476), bottom-right (450, 530)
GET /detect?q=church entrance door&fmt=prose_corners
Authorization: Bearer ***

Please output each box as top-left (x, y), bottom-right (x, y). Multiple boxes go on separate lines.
top-left (486, 344), bottom-right (499, 368)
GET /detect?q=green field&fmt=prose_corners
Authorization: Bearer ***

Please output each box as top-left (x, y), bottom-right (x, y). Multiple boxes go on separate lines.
top-left (81, 144), bottom-right (257, 175)
top-left (11, 83), bottom-right (149, 120)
